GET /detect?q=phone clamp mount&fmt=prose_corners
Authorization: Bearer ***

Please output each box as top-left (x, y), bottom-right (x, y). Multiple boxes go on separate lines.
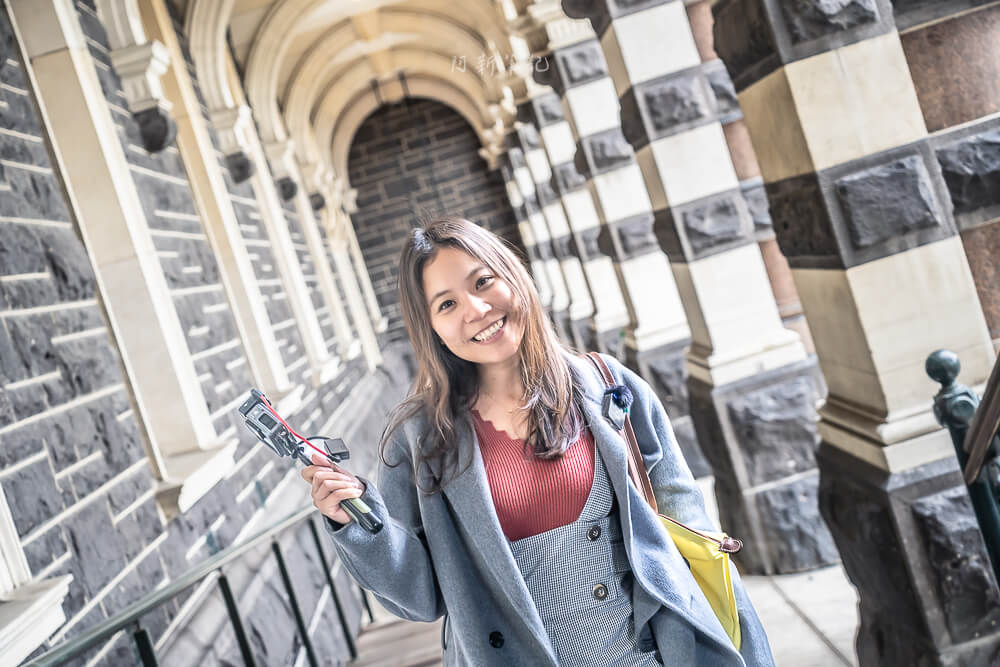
top-left (238, 388), bottom-right (383, 534)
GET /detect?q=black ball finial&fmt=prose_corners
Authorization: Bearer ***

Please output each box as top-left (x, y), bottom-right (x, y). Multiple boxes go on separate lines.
top-left (926, 349), bottom-right (960, 387)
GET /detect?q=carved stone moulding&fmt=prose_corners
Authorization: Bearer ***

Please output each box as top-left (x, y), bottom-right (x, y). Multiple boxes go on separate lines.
top-left (930, 118), bottom-right (1000, 231)
top-left (818, 443), bottom-right (1000, 665)
top-left (765, 139), bottom-right (958, 269)
top-left (596, 212), bottom-right (659, 261)
top-left (574, 127), bottom-right (635, 179)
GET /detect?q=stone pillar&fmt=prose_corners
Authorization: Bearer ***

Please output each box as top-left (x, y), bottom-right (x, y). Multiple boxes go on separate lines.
top-left (565, 0), bottom-right (830, 573)
top-left (713, 0), bottom-right (999, 660)
top-left (508, 99), bottom-right (594, 351)
top-left (499, 151), bottom-right (557, 322)
top-left (520, 86), bottom-right (632, 357)
top-left (894, 3), bottom-right (1000, 354)
top-left (521, 9), bottom-right (709, 456)
top-left (338, 185), bottom-right (388, 334)
top-left (506, 137), bottom-right (576, 346)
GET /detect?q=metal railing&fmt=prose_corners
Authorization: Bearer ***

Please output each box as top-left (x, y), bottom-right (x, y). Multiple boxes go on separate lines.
top-left (27, 506), bottom-right (375, 666)
top-left (927, 349), bottom-right (1000, 583)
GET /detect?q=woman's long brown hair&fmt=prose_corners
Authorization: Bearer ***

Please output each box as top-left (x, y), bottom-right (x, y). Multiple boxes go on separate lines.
top-left (379, 216), bottom-right (584, 493)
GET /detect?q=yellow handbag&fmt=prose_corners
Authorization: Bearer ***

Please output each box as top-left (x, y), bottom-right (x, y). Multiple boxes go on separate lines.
top-left (587, 353), bottom-right (743, 649)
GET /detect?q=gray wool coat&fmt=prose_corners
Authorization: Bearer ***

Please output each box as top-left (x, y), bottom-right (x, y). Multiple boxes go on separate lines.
top-left (326, 352), bottom-right (776, 666)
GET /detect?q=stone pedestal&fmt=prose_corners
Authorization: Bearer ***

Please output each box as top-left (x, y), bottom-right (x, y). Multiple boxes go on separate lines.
top-left (819, 443), bottom-right (1000, 666)
top-left (689, 358), bottom-right (835, 572)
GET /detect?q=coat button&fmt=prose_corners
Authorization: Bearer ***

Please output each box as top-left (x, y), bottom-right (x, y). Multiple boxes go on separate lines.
top-left (587, 525), bottom-right (601, 541)
top-left (489, 631), bottom-right (504, 648)
top-left (593, 583), bottom-right (609, 600)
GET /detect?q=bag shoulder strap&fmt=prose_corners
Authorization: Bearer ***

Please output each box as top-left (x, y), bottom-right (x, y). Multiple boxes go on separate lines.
top-left (585, 352), bottom-right (659, 514)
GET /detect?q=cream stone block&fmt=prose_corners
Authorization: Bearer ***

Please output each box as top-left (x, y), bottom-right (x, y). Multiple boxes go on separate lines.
top-left (529, 210), bottom-right (552, 243)
top-left (635, 144), bottom-right (668, 211)
top-left (673, 244), bottom-right (802, 378)
top-left (591, 162), bottom-right (653, 222)
top-left (737, 67), bottom-right (813, 184)
top-left (525, 147), bottom-right (552, 183)
top-left (560, 257), bottom-right (595, 321)
top-left (542, 202), bottom-right (572, 238)
top-left (564, 77), bottom-right (621, 138)
top-left (619, 251), bottom-right (690, 349)
top-left (561, 188), bottom-right (602, 233)
top-left (514, 164), bottom-right (536, 199)
top-left (793, 237), bottom-right (994, 427)
top-left (650, 122), bottom-right (739, 206)
top-left (545, 258), bottom-right (571, 312)
top-left (587, 256), bottom-right (632, 332)
top-left (540, 120), bottom-right (577, 166)
top-left (600, 1), bottom-right (701, 94)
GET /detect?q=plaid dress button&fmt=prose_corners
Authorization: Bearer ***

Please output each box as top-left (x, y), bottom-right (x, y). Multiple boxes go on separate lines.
top-left (593, 583), bottom-right (609, 600)
top-left (587, 525), bottom-right (602, 540)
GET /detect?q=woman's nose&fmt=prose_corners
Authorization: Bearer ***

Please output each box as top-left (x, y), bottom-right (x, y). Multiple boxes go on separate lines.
top-left (464, 296), bottom-right (491, 321)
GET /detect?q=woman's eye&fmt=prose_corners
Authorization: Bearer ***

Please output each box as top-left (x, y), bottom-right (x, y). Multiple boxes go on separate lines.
top-left (476, 275), bottom-right (493, 289)
top-left (438, 299), bottom-right (455, 312)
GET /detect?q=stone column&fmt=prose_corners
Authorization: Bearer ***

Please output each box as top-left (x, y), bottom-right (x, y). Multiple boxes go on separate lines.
top-left (519, 85), bottom-right (632, 358)
top-left (565, 0), bottom-right (830, 573)
top-left (713, 0), bottom-right (999, 661)
top-left (506, 137), bottom-right (576, 345)
top-left (339, 186), bottom-right (389, 334)
top-left (521, 8), bottom-right (705, 447)
top-left (894, 3), bottom-right (1000, 355)
top-left (499, 151), bottom-right (557, 322)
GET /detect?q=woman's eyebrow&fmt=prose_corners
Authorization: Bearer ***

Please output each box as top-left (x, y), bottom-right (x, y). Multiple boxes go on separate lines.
top-left (428, 266), bottom-right (486, 305)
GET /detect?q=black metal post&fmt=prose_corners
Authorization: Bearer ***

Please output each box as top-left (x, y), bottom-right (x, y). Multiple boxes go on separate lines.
top-left (928, 350), bottom-right (1000, 585)
top-left (132, 624), bottom-right (159, 667)
top-left (272, 541), bottom-right (320, 667)
top-left (307, 518), bottom-right (357, 659)
top-left (217, 571), bottom-right (258, 667)
top-left (360, 587), bottom-right (375, 625)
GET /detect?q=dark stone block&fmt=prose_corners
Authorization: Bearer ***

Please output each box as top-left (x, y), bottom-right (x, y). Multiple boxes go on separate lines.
top-left (518, 124), bottom-right (542, 149)
top-left (0, 274), bottom-right (59, 311)
top-left (742, 181), bottom-right (773, 232)
top-left (726, 374), bottom-right (820, 487)
top-left (598, 214), bottom-right (658, 260)
top-left (22, 525), bottom-right (68, 575)
top-left (681, 193), bottom-right (748, 253)
top-left (7, 314), bottom-right (58, 378)
top-left (533, 92), bottom-right (565, 126)
top-left (2, 457), bottom-right (65, 536)
top-left (64, 501), bottom-right (127, 597)
top-left (834, 153), bottom-right (943, 249)
top-left (132, 107), bottom-right (177, 153)
top-left (555, 40), bottom-right (607, 90)
top-left (277, 177), bottom-right (298, 201)
top-left (712, 0), bottom-right (780, 92)
top-left (936, 129), bottom-right (1000, 215)
top-left (224, 151), bottom-right (254, 184)
top-left (552, 161), bottom-right (587, 194)
top-left (818, 445), bottom-right (1000, 665)
top-left (754, 473), bottom-right (839, 572)
top-left (1, 169), bottom-right (70, 221)
top-left (912, 487), bottom-right (1000, 643)
top-left (781, 0), bottom-right (879, 43)
top-left (643, 72), bottom-right (711, 134)
top-left (705, 64), bottom-right (740, 118)
top-left (575, 226), bottom-right (603, 261)
top-left (765, 172), bottom-right (841, 267)
top-left (115, 499), bottom-right (165, 562)
top-left (39, 228), bottom-right (97, 300)
top-left (575, 128), bottom-right (634, 178)
top-left (551, 234), bottom-right (575, 260)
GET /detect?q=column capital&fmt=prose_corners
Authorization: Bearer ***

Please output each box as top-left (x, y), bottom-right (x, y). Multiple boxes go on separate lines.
top-left (264, 139), bottom-right (299, 200)
top-left (209, 104), bottom-right (255, 182)
top-left (107, 40), bottom-right (177, 153)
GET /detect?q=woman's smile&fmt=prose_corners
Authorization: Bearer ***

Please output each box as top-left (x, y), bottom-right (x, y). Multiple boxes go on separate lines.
top-left (471, 315), bottom-right (507, 343)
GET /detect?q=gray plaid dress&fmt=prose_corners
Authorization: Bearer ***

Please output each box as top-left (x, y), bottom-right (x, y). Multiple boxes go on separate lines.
top-left (508, 441), bottom-right (663, 666)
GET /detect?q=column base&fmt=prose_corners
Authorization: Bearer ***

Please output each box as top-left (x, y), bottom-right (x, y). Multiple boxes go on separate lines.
top-left (818, 443), bottom-right (1000, 667)
top-left (551, 307), bottom-right (573, 348)
top-left (626, 339), bottom-right (712, 478)
top-left (688, 357), bottom-right (837, 573)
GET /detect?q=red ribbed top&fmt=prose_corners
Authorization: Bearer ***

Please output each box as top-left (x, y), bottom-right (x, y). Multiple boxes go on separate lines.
top-left (472, 410), bottom-right (595, 541)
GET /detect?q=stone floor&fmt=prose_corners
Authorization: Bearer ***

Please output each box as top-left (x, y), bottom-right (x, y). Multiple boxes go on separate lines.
top-left (351, 480), bottom-right (862, 666)
top-left (351, 562), bottom-right (860, 666)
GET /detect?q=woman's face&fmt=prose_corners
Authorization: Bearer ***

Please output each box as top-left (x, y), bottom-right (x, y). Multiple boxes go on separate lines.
top-left (423, 246), bottom-right (524, 368)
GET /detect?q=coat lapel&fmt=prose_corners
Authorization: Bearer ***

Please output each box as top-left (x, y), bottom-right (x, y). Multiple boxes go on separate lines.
top-left (441, 417), bottom-right (558, 665)
top-left (567, 353), bottom-right (740, 657)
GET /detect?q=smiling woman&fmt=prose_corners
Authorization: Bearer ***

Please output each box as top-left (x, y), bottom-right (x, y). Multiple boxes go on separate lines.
top-left (302, 216), bottom-right (776, 666)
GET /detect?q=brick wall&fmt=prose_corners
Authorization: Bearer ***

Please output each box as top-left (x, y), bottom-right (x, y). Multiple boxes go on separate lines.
top-left (0, 3), bottom-right (165, 663)
top-left (347, 98), bottom-right (524, 340)
top-left (0, 3), bottom-right (398, 665)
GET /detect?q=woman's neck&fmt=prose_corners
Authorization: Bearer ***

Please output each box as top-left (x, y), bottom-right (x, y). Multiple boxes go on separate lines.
top-left (476, 356), bottom-right (524, 404)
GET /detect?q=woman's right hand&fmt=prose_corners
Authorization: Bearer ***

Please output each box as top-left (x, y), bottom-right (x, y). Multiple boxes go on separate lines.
top-left (301, 453), bottom-right (365, 524)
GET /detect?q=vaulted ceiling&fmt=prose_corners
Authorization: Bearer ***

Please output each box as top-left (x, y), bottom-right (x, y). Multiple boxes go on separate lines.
top-left (182, 0), bottom-right (526, 185)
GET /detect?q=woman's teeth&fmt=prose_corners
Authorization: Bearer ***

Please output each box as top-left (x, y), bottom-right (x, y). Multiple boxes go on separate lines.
top-left (473, 317), bottom-right (505, 342)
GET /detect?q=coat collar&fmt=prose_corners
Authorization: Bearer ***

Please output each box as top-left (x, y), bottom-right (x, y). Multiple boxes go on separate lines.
top-left (440, 351), bottom-right (735, 659)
